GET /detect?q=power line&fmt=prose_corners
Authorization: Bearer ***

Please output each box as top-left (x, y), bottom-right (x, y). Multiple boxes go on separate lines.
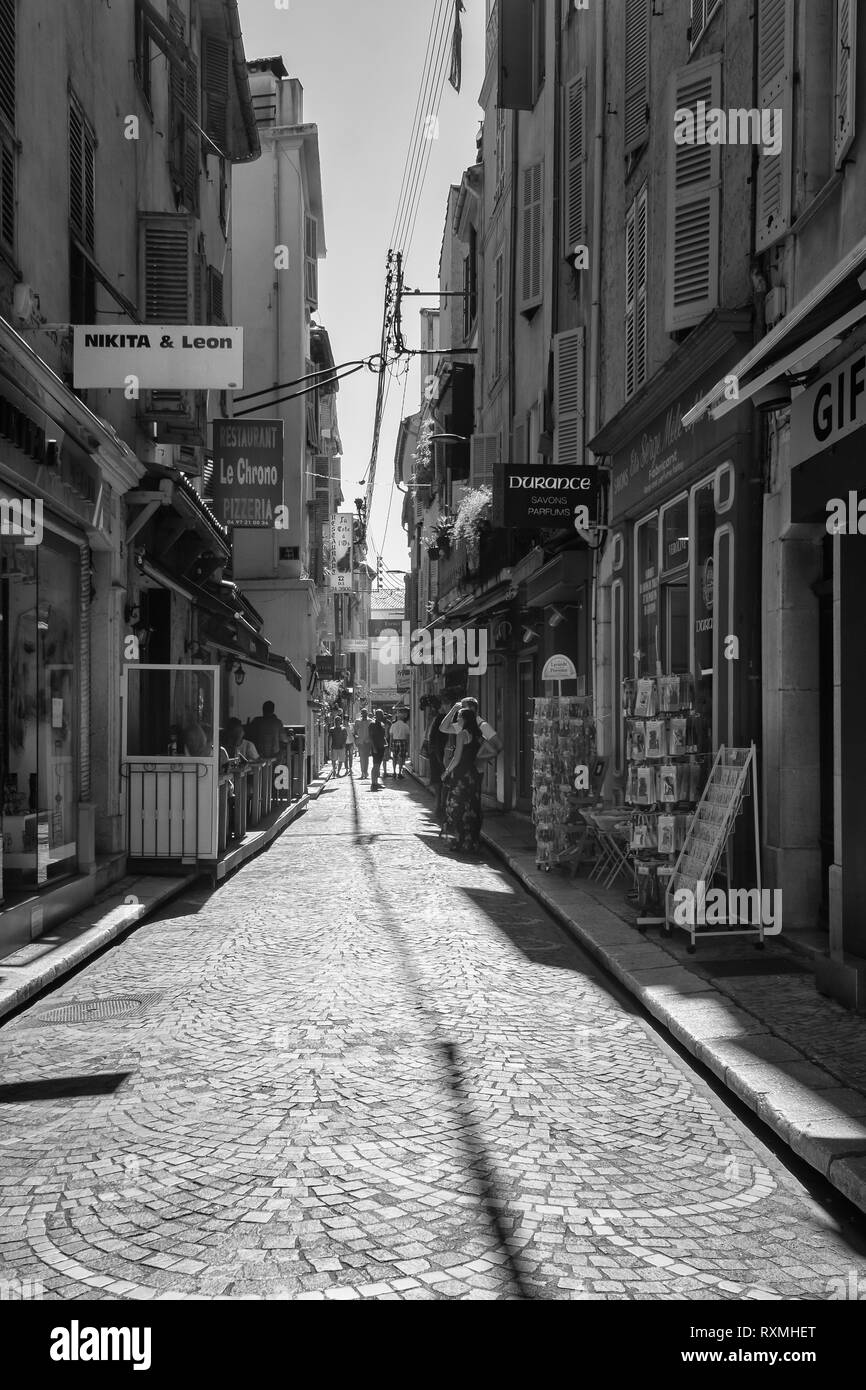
top-left (393, 0), bottom-right (453, 255)
top-left (402, 10), bottom-right (457, 263)
top-left (231, 361), bottom-right (369, 418)
top-left (389, 0), bottom-right (449, 250)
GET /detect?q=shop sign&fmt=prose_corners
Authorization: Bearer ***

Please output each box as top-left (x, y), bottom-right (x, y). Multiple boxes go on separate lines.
top-left (542, 654), bottom-right (577, 682)
top-left (396, 665), bottom-right (411, 690)
top-left (790, 345), bottom-right (866, 468)
top-left (343, 638), bottom-right (368, 653)
top-left (211, 419), bottom-right (283, 529)
top-left (609, 373), bottom-right (738, 520)
top-left (330, 512), bottom-right (354, 591)
top-left (73, 326), bottom-right (244, 389)
top-left (499, 464), bottom-right (599, 529)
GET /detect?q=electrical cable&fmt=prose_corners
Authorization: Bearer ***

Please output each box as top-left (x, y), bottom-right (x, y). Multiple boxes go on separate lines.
top-left (231, 361), bottom-right (368, 418)
top-left (234, 360), bottom-right (371, 402)
top-left (393, 0), bottom-right (453, 255)
top-left (401, 11), bottom-right (456, 263)
top-left (389, 0), bottom-right (449, 250)
top-left (390, 0), bottom-right (451, 253)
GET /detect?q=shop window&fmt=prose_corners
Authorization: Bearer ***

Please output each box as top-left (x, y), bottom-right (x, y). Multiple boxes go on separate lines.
top-left (634, 513), bottom-right (659, 676)
top-left (661, 494), bottom-right (689, 573)
top-left (714, 460), bottom-right (735, 512)
top-left (611, 578), bottom-right (625, 776)
top-left (1, 522), bottom-right (80, 888)
top-left (125, 666), bottom-right (216, 759)
top-left (692, 478), bottom-right (716, 725)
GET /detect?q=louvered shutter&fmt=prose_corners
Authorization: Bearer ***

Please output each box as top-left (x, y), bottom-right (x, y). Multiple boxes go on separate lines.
top-left (0, 134), bottom-right (12, 251)
top-left (553, 329), bottom-right (585, 467)
top-left (141, 215), bottom-right (195, 321)
top-left (635, 185), bottom-right (648, 388)
top-left (834, 0), bottom-right (857, 169)
top-left (304, 213), bottom-right (318, 308)
top-left (512, 412), bottom-right (529, 463)
top-left (470, 434), bottom-right (497, 488)
top-left (665, 58), bottom-right (720, 331)
top-left (754, 0), bottom-right (793, 251)
top-left (624, 0), bottom-right (650, 154)
top-left (625, 199), bottom-right (637, 398)
top-left (69, 99), bottom-right (95, 250)
top-left (0, 0), bottom-right (15, 128)
top-left (520, 161), bottom-right (543, 311)
top-left (207, 266), bottom-right (225, 324)
top-left (563, 72), bottom-right (586, 252)
top-left (202, 32), bottom-right (229, 153)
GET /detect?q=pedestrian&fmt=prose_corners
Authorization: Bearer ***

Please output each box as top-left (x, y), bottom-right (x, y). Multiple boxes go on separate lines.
top-left (354, 709), bottom-right (373, 780)
top-left (344, 718), bottom-right (355, 774)
top-left (248, 700), bottom-right (285, 760)
top-left (441, 706), bottom-right (484, 853)
top-left (368, 709), bottom-right (388, 791)
top-left (329, 715), bottom-right (348, 777)
top-left (224, 717), bottom-right (260, 762)
top-left (389, 711), bottom-right (410, 778)
top-left (423, 694), bottom-right (449, 819)
top-left (439, 694), bottom-right (501, 755)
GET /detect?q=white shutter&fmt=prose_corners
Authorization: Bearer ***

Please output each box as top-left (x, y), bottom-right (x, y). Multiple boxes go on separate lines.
top-left (624, 0), bottom-right (650, 154)
top-left (834, 0), bottom-right (857, 169)
top-left (563, 72), bottom-right (586, 252)
top-left (635, 185), bottom-right (648, 389)
top-left (520, 161), bottom-right (543, 311)
top-left (625, 199), bottom-right (637, 398)
top-left (554, 328), bottom-right (585, 467)
top-left (754, 0), bottom-right (794, 251)
top-left (512, 412), bottom-right (529, 463)
top-left (470, 434), bottom-right (498, 489)
top-left (665, 58), bottom-right (720, 331)
top-left (140, 213), bottom-right (195, 321)
top-left (305, 213), bottom-right (318, 308)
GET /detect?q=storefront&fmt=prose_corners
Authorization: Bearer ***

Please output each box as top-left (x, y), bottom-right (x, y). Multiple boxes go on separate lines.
top-left (593, 356), bottom-right (761, 834)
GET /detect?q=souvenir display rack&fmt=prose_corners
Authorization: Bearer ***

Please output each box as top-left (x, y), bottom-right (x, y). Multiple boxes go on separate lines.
top-left (665, 744), bottom-right (764, 952)
top-left (532, 696), bottom-right (597, 872)
top-left (621, 673), bottom-right (711, 931)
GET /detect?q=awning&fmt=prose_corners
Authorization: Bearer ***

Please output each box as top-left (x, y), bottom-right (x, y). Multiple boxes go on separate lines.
top-left (683, 234), bottom-right (866, 427)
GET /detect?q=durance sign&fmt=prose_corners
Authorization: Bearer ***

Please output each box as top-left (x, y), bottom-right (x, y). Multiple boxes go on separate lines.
top-left (499, 464), bottom-right (599, 530)
top-left (73, 325), bottom-right (244, 389)
top-left (211, 419), bottom-right (283, 528)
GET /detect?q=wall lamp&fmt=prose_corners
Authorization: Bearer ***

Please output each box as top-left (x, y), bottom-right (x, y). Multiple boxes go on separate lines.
top-left (522, 626), bottom-right (539, 644)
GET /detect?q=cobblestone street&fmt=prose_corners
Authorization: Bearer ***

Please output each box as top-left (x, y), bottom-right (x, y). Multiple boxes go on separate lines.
top-left (1, 775), bottom-right (865, 1302)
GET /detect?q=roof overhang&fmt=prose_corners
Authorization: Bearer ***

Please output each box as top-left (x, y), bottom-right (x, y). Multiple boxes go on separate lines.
top-left (265, 125), bottom-right (325, 253)
top-left (196, 0), bottom-right (261, 163)
top-left (682, 234), bottom-right (866, 428)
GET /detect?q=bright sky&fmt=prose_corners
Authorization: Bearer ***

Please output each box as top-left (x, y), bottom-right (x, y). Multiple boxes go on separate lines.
top-left (236, 0), bottom-right (485, 577)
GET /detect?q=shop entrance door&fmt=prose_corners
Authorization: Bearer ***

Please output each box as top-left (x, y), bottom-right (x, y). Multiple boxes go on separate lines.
top-left (517, 659), bottom-right (535, 810)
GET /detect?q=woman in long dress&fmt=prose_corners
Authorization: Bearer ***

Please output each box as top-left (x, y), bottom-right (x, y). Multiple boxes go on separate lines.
top-left (442, 708), bottom-right (483, 853)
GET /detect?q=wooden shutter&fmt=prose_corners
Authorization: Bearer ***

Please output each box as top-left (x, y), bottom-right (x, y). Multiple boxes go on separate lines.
top-left (207, 265), bottom-right (225, 324)
top-left (665, 59), bottom-right (720, 331)
top-left (0, 0), bottom-right (15, 128)
top-left (69, 97), bottom-right (95, 250)
top-left (554, 328), bottom-right (585, 467)
top-left (834, 0), bottom-right (857, 169)
top-left (520, 161), bottom-right (543, 311)
top-left (470, 434), bottom-right (497, 489)
top-left (754, 0), bottom-right (793, 251)
top-left (140, 214), bottom-right (195, 321)
top-left (625, 187), bottom-right (647, 397)
top-left (625, 198), bottom-right (637, 397)
top-left (499, 0), bottom-right (534, 110)
top-left (304, 213), bottom-right (318, 308)
top-left (563, 72), bottom-right (586, 252)
top-left (624, 0), bottom-right (650, 154)
top-left (202, 32), bottom-right (229, 153)
top-left (0, 132), bottom-right (12, 251)
top-left (511, 411), bottom-right (529, 463)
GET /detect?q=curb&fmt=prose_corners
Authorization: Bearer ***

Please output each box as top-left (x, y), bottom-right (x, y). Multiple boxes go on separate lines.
top-left (407, 767), bottom-right (866, 1217)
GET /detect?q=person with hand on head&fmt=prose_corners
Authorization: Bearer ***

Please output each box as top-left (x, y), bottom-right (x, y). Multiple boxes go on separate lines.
top-left (441, 705), bottom-right (485, 853)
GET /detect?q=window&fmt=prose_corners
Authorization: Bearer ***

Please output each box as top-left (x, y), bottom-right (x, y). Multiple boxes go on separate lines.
top-left (563, 72), bottom-right (586, 253)
top-left (519, 160), bottom-right (543, 313)
top-left (624, 0), bottom-right (650, 155)
top-left (665, 58), bottom-right (720, 330)
top-left (168, 6), bottom-right (199, 215)
top-left (462, 226), bottom-right (478, 339)
top-left (553, 328), bottom-right (585, 468)
top-left (493, 251), bottom-right (504, 381)
top-left (498, 0), bottom-right (542, 110)
top-left (304, 213), bottom-right (318, 309)
top-left (625, 184), bottom-right (647, 399)
top-left (834, 0), bottom-right (858, 167)
top-left (755, 0), bottom-right (794, 249)
top-left (689, 0), bottom-right (722, 50)
top-left (202, 30), bottom-right (229, 155)
top-left (0, 0), bottom-right (16, 258)
top-left (494, 106), bottom-right (506, 202)
top-left (531, 0), bottom-right (546, 103)
top-left (69, 94), bottom-right (95, 250)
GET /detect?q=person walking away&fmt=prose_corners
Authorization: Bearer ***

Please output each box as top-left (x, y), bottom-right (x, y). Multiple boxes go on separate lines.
top-left (248, 701), bottom-right (284, 759)
top-left (389, 712), bottom-right (410, 778)
top-left (354, 709), bottom-right (373, 780)
top-left (441, 707), bottom-right (484, 853)
top-left (344, 718), bottom-right (355, 774)
top-left (329, 716), bottom-right (348, 777)
top-left (368, 709), bottom-right (387, 791)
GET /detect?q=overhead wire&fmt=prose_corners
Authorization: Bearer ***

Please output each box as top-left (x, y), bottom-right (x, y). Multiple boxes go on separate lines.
top-left (388, 0), bottom-right (449, 250)
top-left (392, 0), bottom-right (453, 255)
top-left (401, 11), bottom-right (456, 262)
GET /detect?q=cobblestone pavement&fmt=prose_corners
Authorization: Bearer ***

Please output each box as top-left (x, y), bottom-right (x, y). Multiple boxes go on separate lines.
top-left (1, 775), bottom-right (865, 1301)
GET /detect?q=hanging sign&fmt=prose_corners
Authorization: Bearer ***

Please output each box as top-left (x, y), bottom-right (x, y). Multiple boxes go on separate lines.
top-left (499, 464), bottom-right (599, 529)
top-left (790, 344), bottom-right (866, 468)
top-left (211, 419), bottom-right (283, 528)
top-left (73, 326), bottom-right (244, 389)
top-left (330, 512), bottom-right (354, 591)
top-left (541, 654), bottom-right (577, 682)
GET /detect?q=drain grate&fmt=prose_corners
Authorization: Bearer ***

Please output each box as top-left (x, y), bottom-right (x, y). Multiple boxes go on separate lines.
top-left (22, 991), bottom-right (164, 1027)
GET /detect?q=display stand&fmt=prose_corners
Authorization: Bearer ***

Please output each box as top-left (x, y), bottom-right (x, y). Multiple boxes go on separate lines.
top-left (621, 673), bottom-right (711, 932)
top-left (665, 744), bottom-right (763, 952)
top-left (531, 696), bottom-right (597, 873)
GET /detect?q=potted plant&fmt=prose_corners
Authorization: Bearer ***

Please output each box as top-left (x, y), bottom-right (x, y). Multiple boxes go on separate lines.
top-left (411, 419), bottom-right (435, 488)
top-left (453, 485), bottom-right (493, 570)
top-left (426, 514), bottom-right (455, 558)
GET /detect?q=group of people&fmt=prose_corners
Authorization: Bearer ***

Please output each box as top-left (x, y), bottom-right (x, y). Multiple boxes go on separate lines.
top-left (218, 702), bottom-right (286, 769)
top-left (327, 708), bottom-right (411, 786)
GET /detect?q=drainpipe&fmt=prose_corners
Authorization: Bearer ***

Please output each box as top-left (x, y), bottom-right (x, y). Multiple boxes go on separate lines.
top-left (589, 0), bottom-right (606, 746)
